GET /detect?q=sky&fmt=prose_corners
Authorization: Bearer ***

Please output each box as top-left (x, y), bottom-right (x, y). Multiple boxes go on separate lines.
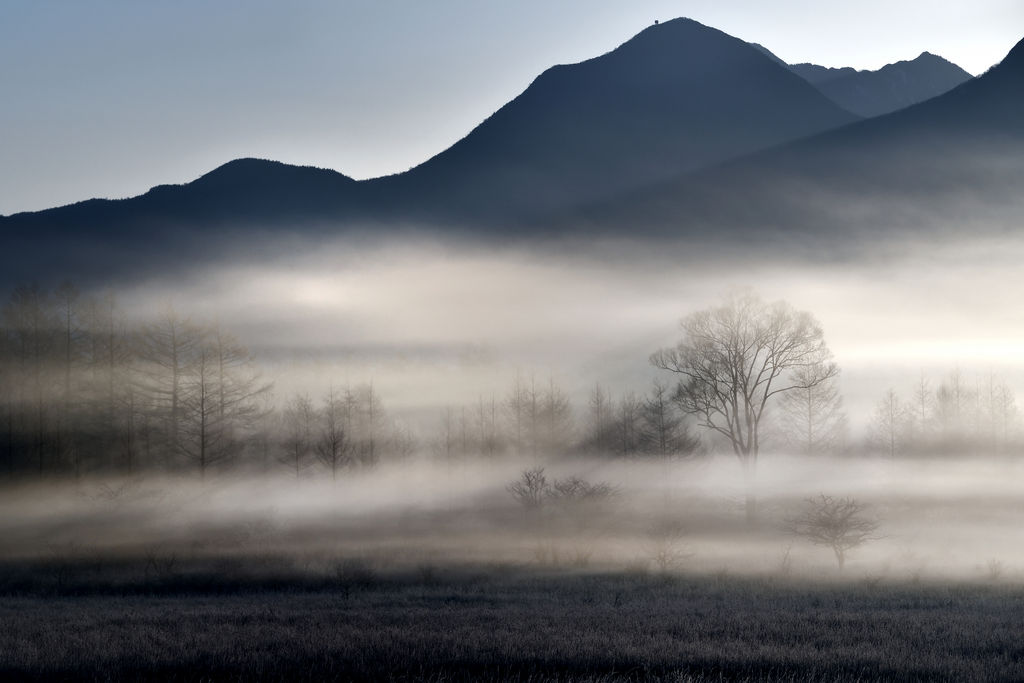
top-left (1, 0), bottom-right (1022, 216)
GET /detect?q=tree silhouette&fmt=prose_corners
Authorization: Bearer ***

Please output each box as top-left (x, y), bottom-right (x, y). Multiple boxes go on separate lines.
top-left (651, 291), bottom-right (837, 523)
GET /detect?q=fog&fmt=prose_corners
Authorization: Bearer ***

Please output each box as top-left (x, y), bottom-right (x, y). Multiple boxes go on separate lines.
top-left (4, 228), bottom-right (1024, 585)
top-left (5, 453), bottom-right (1024, 582)
top-left (109, 233), bottom-right (1024, 432)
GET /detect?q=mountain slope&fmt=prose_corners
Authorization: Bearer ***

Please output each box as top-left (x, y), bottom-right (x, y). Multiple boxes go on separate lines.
top-left (0, 16), bottom-right (864, 285)
top-left (367, 17), bottom-right (859, 220)
top-left (799, 52), bottom-right (973, 117)
top-left (0, 159), bottom-right (366, 284)
top-left (788, 63), bottom-right (857, 86)
top-left (755, 43), bottom-right (973, 117)
top-left (3, 158), bottom-right (362, 234)
top-left (576, 36), bottom-right (1024, 244)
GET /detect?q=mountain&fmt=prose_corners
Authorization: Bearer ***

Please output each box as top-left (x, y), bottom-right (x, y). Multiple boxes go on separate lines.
top-left (0, 17), bottom-right (864, 283)
top-left (365, 18), bottom-right (859, 220)
top-left (575, 36), bottom-right (1024, 245)
top-left (753, 43), bottom-right (973, 117)
top-left (793, 53), bottom-right (973, 117)
top-left (0, 159), bottom-right (367, 284)
top-left (788, 63), bottom-right (857, 87)
top-left (2, 20), bottom-right (1019, 287)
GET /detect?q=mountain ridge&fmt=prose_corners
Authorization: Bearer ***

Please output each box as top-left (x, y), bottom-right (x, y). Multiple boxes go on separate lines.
top-left (567, 35), bottom-right (1024, 242)
top-left (1, 22), bottom-right (1021, 286)
top-left (363, 17), bottom-right (859, 221)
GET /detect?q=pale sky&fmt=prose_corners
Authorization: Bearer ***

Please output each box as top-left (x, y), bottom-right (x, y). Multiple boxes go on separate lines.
top-left (1, 0), bottom-right (1021, 215)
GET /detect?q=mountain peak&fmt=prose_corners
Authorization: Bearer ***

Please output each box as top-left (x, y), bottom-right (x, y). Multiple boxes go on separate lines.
top-left (790, 50), bottom-right (973, 117)
top-left (192, 158), bottom-right (353, 185)
top-left (377, 15), bottom-right (857, 218)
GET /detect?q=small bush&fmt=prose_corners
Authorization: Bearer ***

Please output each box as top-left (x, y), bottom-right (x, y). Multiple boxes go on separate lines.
top-left (787, 494), bottom-right (880, 572)
top-left (507, 468), bottom-right (549, 509)
top-left (507, 469), bottom-right (617, 510)
top-left (549, 476), bottom-right (618, 504)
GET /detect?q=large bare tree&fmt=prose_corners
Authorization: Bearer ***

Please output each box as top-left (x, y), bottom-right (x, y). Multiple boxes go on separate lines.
top-left (650, 291), bottom-right (837, 522)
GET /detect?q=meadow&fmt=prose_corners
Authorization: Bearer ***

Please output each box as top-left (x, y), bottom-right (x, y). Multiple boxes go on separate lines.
top-left (3, 559), bottom-right (1024, 681)
top-left (3, 456), bottom-right (1024, 681)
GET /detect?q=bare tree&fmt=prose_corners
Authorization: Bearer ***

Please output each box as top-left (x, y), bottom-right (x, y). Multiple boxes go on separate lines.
top-left (503, 373), bottom-right (530, 456)
top-left (651, 291), bottom-right (837, 522)
top-left (615, 392), bottom-right (642, 457)
top-left (778, 367), bottom-right (847, 455)
top-left (352, 382), bottom-right (384, 466)
top-left (990, 379), bottom-right (1018, 451)
top-left (909, 371), bottom-right (932, 449)
top-left (385, 420), bottom-right (418, 460)
top-left (178, 324), bottom-right (270, 477)
top-left (507, 467), bottom-right (549, 510)
top-left (316, 387), bottom-right (350, 480)
top-left (639, 380), bottom-right (700, 458)
top-left (584, 382), bottom-right (615, 454)
top-left (280, 393), bottom-right (314, 478)
top-left (787, 494), bottom-right (880, 571)
top-left (436, 406), bottom-right (456, 462)
top-left (934, 368), bottom-right (972, 441)
top-left (870, 389), bottom-right (906, 459)
top-left (539, 377), bottom-right (573, 456)
top-left (137, 307), bottom-right (200, 467)
top-left (475, 394), bottom-right (499, 456)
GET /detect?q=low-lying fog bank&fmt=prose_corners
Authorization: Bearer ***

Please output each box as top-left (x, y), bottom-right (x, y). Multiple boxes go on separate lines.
top-left (4, 453), bottom-right (1024, 584)
top-left (111, 233), bottom-right (1024, 431)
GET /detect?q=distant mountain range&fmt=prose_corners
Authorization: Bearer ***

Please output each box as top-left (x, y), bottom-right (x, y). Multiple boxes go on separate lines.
top-left (578, 34), bottom-right (1024, 246)
top-left (752, 44), bottom-right (973, 117)
top-left (2, 17), bottom-right (1020, 283)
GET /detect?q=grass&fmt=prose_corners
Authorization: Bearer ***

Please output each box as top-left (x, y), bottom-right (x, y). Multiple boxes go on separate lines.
top-left (2, 559), bottom-right (1024, 681)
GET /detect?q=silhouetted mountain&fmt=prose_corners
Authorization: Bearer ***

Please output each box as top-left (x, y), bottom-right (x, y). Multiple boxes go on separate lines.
top-left (0, 159), bottom-right (367, 284)
top-left (575, 36), bottom-right (1024, 246)
top-left (748, 43), bottom-right (790, 69)
top-left (1, 22), bottom-right (1020, 286)
top-left (795, 53), bottom-right (973, 117)
top-left (754, 43), bottom-right (973, 117)
top-left (5, 158), bottom-right (361, 229)
top-left (368, 18), bottom-right (858, 220)
top-left (0, 17), bottom-right (863, 283)
top-left (788, 63), bottom-right (858, 87)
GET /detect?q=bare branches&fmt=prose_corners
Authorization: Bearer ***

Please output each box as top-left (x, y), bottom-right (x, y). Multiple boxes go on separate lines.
top-left (507, 468), bottom-right (617, 510)
top-left (507, 467), bottom-right (549, 509)
top-left (651, 291), bottom-right (836, 465)
top-left (787, 494), bottom-right (880, 571)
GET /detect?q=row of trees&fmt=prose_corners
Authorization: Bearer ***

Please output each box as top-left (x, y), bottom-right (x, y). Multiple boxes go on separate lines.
top-left (431, 378), bottom-right (701, 462)
top-left (870, 370), bottom-right (1019, 457)
top-left (1, 283), bottom-right (1020, 483)
top-left (276, 384), bottom-right (415, 478)
top-left (0, 283), bottom-right (413, 479)
top-left (0, 282), bottom-right (273, 477)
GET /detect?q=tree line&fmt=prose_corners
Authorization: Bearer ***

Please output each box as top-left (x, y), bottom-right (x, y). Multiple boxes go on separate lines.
top-left (869, 369), bottom-right (1019, 457)
top-left (0, 283), bottom-right (1019, 481)
top-left (0, 283), bottom-right (411, 479)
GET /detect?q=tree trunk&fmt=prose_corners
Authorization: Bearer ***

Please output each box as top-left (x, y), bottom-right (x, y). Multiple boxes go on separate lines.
top-left (743, 457), bottom-right (758, 526)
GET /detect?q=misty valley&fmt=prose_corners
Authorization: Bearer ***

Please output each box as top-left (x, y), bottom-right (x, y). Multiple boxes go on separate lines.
top-left (4, 8), bottom-right (1024, 683)
top-left (5, 243), bottom-right (1024, 680)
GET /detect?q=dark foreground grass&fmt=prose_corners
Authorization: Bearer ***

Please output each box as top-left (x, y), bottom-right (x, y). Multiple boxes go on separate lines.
top-left (2, 562), bottom-right (1023, 682)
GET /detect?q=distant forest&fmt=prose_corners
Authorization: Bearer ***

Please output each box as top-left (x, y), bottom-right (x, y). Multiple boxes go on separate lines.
top-left (0, 282), bottom-right (1018, 480)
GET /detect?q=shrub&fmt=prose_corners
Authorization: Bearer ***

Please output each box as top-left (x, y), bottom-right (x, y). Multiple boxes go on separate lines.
top-left (787, 494), bottom-right (880, 572)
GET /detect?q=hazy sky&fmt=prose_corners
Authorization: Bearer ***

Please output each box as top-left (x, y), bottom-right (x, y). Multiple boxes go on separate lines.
top-left (2, 0), bottom-right (1021, 215)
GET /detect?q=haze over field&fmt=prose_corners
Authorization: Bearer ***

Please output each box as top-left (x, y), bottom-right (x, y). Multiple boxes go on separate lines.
top-left (4, 5), bottom-right (1024, 680)
top-left (101, 235), bottom-right (1024, 433)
